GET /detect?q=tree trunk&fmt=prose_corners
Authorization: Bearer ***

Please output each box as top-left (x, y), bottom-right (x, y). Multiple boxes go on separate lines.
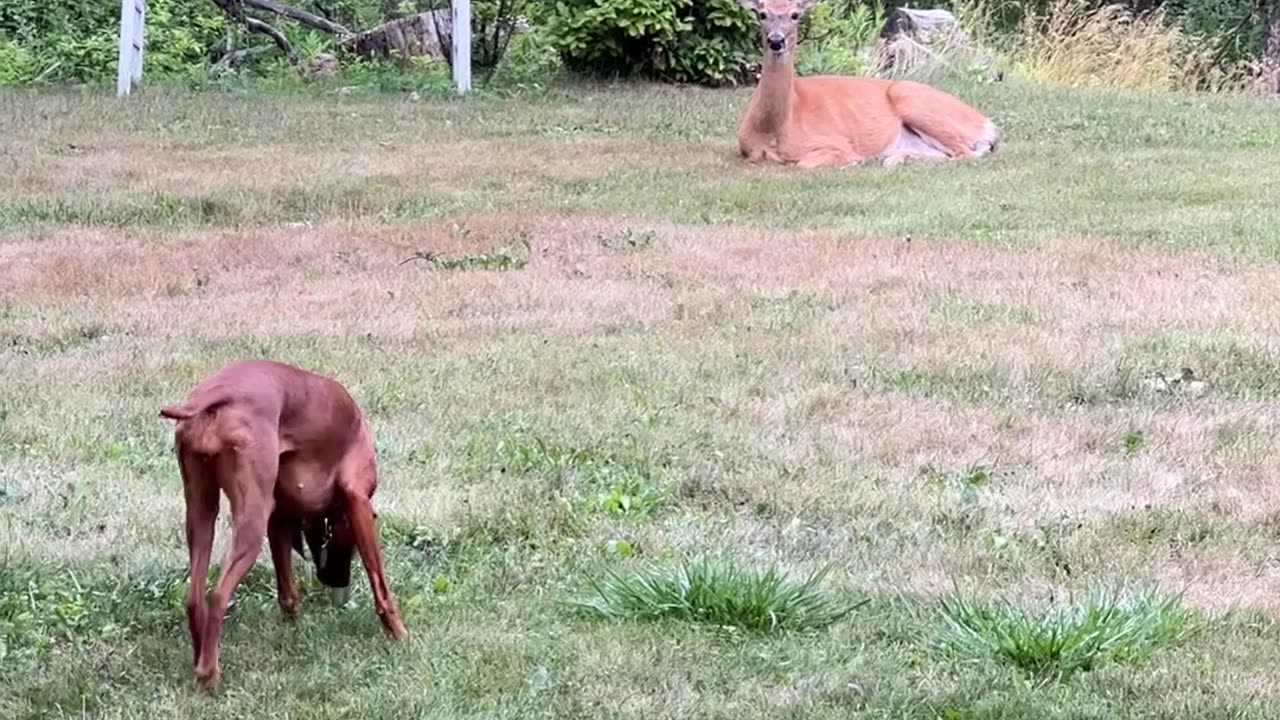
top-left (344, 10), bottom-right (453, 63)
top-left (1262, 0), bottom-right (1280, 93)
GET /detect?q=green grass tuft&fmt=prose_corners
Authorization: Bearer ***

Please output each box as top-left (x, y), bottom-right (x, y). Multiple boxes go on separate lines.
top-left (564, 555), bottom-right (865, 632)
top-left (938, 586), bottom-right (1198, 681)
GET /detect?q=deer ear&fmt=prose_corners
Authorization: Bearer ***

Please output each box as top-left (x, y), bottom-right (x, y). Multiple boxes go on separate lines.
top-left (796, 0), bottom-right (821, 11)
top-left (739, 0), bottom-right (763, 12)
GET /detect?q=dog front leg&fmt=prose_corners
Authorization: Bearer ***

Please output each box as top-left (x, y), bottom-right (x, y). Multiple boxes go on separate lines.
top-left (267, 510), bottom-right (301, 619)
top-left (344, 489), bottom-right (408, 640)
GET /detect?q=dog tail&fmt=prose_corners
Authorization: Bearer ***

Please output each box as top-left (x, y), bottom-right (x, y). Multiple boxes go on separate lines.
top-left (159, 391), bottom-right (233, 421)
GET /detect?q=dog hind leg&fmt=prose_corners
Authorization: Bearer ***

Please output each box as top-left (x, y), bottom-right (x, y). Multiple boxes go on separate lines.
top-left (194, 439), bottom-right (279, 690)
top-left (181, 449), bottom-right (219, 670)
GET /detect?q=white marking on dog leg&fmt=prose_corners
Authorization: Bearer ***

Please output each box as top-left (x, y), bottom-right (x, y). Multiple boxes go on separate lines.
top-left (330, 586), bottom-right (351, 607)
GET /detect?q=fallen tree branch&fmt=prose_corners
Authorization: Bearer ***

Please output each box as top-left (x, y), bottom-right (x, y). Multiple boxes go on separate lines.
top-left (209, 0), bottom-right (298, 62)
top-left (243, 0), bottom-right (351, 37)
top-left (244, 16), bottom-right (298, 60)
top-left (212, 44), bottom-right (277, 72)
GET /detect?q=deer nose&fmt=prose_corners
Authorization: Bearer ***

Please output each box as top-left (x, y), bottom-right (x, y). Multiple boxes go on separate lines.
top-left (767, 34), bottom-right (786, 52)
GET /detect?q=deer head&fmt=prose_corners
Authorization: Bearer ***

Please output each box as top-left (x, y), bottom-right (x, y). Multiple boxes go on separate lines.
top-left (740, 0), bottom-right (820, 59)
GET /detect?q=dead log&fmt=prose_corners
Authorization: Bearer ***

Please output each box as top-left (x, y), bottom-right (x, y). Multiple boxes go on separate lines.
top-left (877, 7), bottom-right (966, 43)
top-left (344, 10), bottom-right (453, 63)
top-left (870, 7), bottom-right (998, 82)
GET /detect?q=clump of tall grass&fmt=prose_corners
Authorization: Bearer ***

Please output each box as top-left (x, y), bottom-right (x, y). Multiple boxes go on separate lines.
top-left (564, 555), bottom-right (864, 632)
top-left (1007, 0), bottom-right (1256, 92)
top-left (938, 585), bottom-right (1198, 681)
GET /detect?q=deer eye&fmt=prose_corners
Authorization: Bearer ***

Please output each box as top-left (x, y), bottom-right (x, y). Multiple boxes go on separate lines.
top-left (790, 12), bottom-right (800, 20)
top-left (758, 11), bottom-right (767, 19)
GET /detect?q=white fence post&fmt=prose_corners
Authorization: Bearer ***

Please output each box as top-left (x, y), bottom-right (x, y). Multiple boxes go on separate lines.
top-left (452, 0), bottom-right (471, 94)
top-left (116, 0), bottom-right (147, 96)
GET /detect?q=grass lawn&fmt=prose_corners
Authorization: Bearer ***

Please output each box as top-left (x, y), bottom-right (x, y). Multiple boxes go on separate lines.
top-left (3, 77), bottom-right (1280, 718)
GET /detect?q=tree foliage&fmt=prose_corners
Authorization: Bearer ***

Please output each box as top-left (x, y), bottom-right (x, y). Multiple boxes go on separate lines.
top-left (543, 0), bottom-right (758, 85)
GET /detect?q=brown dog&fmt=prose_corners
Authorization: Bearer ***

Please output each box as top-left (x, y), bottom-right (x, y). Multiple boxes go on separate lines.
top-left (160, 359), bottom-right (408, 690)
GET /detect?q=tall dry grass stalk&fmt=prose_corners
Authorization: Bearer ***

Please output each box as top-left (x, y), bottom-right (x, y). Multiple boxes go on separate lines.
top-left (1009, 0), bottom-right (1257, 93)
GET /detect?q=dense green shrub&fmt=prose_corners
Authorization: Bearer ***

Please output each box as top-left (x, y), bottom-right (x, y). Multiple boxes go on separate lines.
top-left (0, 0), bottom-right (227, 84)
top-left (544, 0), bottom-right (758, 86)
top-left (489, 25), bottom-right (566, 87)
top-left (470, 0), bottom-right (541, 69)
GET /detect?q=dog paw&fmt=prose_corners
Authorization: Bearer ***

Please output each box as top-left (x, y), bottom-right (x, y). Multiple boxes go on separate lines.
top-left (194, 667), bottom-right (220, 694)
top-left (278, 594), bottom-right (301, 619)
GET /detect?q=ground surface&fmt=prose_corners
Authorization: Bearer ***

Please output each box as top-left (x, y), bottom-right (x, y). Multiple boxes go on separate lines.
top-left (3, 79), bottom-right (1280, 718)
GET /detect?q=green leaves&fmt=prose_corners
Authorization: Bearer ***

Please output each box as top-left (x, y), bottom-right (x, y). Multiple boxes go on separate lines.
top-left (545, 0), bottom-right (758, 86)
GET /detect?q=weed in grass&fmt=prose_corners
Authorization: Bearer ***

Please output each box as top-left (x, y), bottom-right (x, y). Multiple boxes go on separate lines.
top-left (594, 474), bottom-right (668, 519)
top-left (1123, 427), bottom-right (1145, 455)
top-left (1, 325), bottom-right (106, 357)
top-left (564, 555), bottom-right (864, 632)
top-left (1107, 508), bottom-right (1215, 550)
top-left (597, 228), bottom-right (661, 252)
top-left (924, 463), bottom-right (995, 505)
top-left (401, 249), bottom-right (528, 272)
top-left (938, 586), bottom-right (1197, 681)
top-left (600, 539), bottom-right (636, 558)
top-left (0, 562), bottom-right (185, 660)
top-left (457, 422), bottom-right (674, 519)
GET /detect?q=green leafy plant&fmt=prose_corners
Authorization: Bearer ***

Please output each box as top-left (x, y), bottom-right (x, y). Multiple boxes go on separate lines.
top-left (545, 0), bottom-right (758, 86)
top-left (938, 586), bottom-right (1198, 681)
top-left (0, 40), bottom-right (37, 85)
top-left (793, 0), bottom-right (886, 76)
top-left (923, 462), bottom-right (994, 505)
top-left (594, 473), bottom-right (667, 518)
top-left (489, 24), bottom-right (565, 88)
top-left (564, 555), bottom-right (864, 631)
top-left (403, 249), bottom-right (528, 271)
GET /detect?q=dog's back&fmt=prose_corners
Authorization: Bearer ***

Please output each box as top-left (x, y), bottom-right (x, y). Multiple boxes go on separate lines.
top-left (161, 360), bottom-right (362, 457)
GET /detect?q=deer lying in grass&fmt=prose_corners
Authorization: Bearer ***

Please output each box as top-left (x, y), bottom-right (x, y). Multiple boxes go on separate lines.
top-left (736, 0), bottom-right (1001, 168)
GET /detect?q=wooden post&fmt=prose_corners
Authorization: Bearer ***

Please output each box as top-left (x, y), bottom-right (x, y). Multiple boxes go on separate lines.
top-left (116, 0), bottom-right (146, 96)
top-left (452, 0), bottom-right (471, 94)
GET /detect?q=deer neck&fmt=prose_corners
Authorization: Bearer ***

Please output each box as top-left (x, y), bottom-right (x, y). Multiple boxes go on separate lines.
top-left (749, 53), bottom-right (796, 134)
